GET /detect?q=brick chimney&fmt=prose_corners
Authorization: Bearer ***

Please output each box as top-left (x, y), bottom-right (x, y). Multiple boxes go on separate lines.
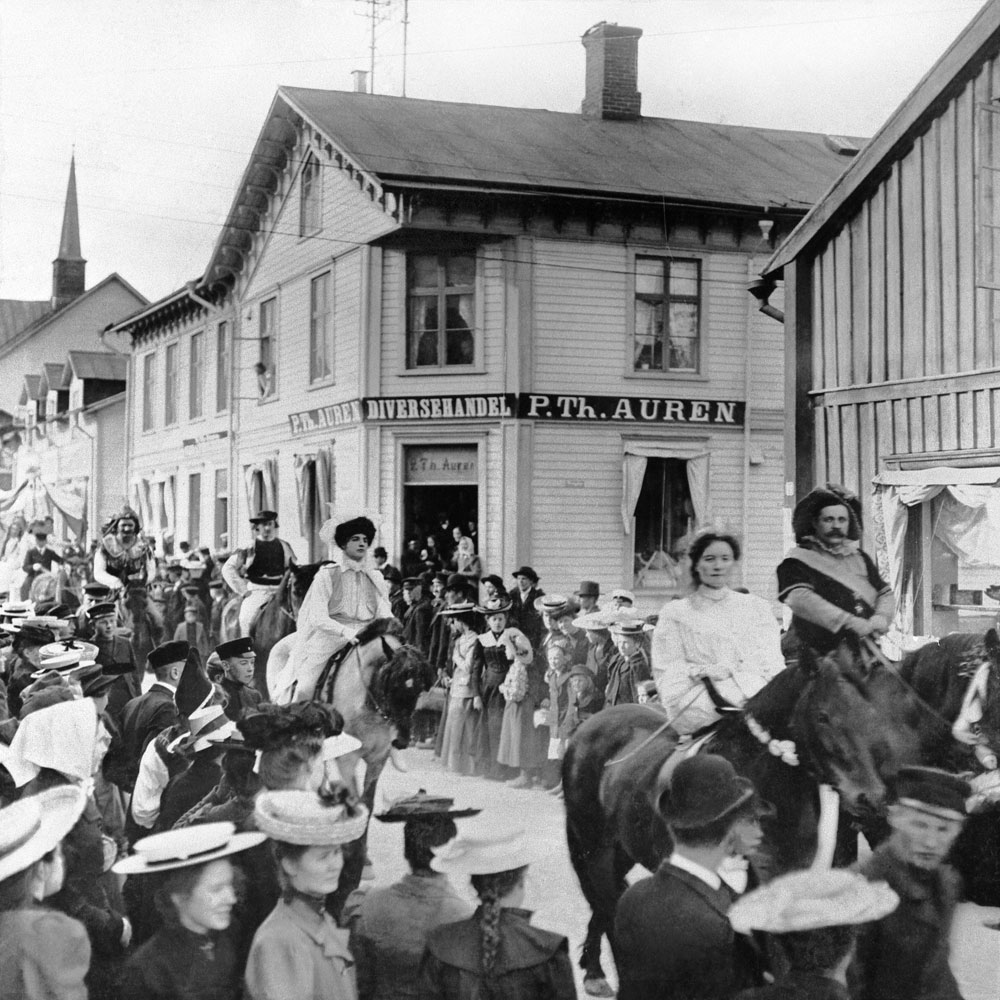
top-left (581, 22), bottom-right (642, 121)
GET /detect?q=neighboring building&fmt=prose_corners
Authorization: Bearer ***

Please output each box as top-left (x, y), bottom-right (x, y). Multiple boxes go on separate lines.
top-left (762, 1), bottom-right (1000, 636)
top-left (113, 22), bottom-right (859, 602)
top-left (0, 156), bottom-right (147, 542)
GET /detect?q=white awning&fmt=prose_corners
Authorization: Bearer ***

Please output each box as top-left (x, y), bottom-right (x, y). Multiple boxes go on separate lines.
top-left (874, 467), bottom-right (1000, 487)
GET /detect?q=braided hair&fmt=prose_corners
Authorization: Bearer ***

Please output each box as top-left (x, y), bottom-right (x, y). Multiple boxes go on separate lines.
top-left (470, 866), bottom-right (528, 976)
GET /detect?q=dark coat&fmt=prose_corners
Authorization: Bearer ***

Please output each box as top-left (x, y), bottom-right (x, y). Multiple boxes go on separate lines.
top-left (118, 684), bottom-right (179, 793)
top-left (403, 598), bottom-right (435, 655)
top-left (604, 650), bottom-right (651, 707)
top-left (509, 587), bottom-right (545, 649)
top-left (156, 755), bottom-right (224, 832)
top-left (419, 907), bottom-right (576, 1000)
top-left (118, 922), bottom-right (241, 1000)
top-left (849, 843), bottom-right (963, 1000)
top-left (615, 862), bottom-right (759, 1000)
top-left (736, 972), bottom-right (850, 1000)
top-left (219, 676), bottom-right (263, 721)
top-left (22, 545), bottom-right (63, 576)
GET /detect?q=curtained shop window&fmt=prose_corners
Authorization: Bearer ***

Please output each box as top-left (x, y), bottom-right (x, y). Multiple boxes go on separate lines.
top-left (295, 448), bottom-right (334, 560)
top-left (406, 252), bottom-right (476, 369)
top-left (309, 272), bottom-right (332, 383)
top-left (634, 257), bottom-right (701, 373)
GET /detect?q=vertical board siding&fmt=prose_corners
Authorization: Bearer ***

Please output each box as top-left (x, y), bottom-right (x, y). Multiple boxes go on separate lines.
top-left (956, 79), bottom-right (976, 371)
top-left (940, 101), bottom-right (960, 373)
top-left (922, 122), bottom-right (943, 376)
top-left (851, 204), bottom-right (871, 384)
top-left (834, 227), bottom-right (853, 386)
top-left (900, 149), bottom-right (925, 379)
top-left (884, 164), bottom-right (903, 382)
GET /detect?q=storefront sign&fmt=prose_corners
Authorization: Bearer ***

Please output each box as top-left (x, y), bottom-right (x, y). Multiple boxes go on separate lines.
top-left (404, 445), bottom-right (478, 484)
top-left (182, 430), bottom-right (229, 448)
top-left (365, 394), bottom-right (516, 421)
top-left (288, 400), bottom-right (364, 437)
top-left (516, 394), bottom-right (745, 426)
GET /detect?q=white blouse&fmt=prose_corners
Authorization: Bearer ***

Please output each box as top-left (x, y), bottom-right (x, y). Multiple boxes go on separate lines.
top-left (651, 586), bottom-right (786, 734)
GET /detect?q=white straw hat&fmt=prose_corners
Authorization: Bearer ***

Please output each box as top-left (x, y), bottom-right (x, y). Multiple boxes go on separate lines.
top-left (113, 822), bottom-right (266, 875)
top-left (254, 789), bottom-right (369, 846)
top-left (0, 785), bottom-right (87, 883)
top-left (430, 824), bottom-right (533, 876)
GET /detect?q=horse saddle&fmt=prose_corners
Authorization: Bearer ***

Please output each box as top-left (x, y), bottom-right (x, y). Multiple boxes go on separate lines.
top-left (655, 728), bottom-right (719, 791)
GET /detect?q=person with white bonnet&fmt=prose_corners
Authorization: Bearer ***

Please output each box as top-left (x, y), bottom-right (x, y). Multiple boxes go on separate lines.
top-left (728, 868), bottom-right (899, 1000)
top-left (114, 822), bottom-right (266, 1000)
top-left (345, 789), bottom-right (479, 1000)
top-left (272, 508), bottom-right (391, 704)
top-left (245, 787), bottom-right (370, 1000)
top-left (651, 531), bottom-right (786, 736)
top-left (0, 785), bottom-right (90, 1000)
top-left (418, 822), bottom-right (576, 999)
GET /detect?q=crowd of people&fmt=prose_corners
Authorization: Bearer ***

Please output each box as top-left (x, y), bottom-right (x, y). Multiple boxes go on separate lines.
top-left (0, 482), bottom-right (989, 998)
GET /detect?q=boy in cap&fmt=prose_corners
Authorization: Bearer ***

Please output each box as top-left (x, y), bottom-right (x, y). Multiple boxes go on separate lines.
top-left (88, 602), bottom-right (140, 728)
top-left (215, 636), bottom-right (263, 720)
top-left (173, 601), bottom-right (210, 661)
top-left (615, 755), bottom-right (768, 1000)
top-left (850, 766), bottom-right (970, 1000)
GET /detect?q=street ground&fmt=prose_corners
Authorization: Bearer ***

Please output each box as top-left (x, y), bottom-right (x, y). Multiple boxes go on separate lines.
top-left (369, 747), bottom-right (1000, 1000)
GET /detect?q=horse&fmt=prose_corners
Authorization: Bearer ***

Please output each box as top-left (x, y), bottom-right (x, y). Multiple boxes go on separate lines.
top-left (563, 642), bottom-right (914, 997)
top-left (309, 616), bottom-right (435, 914)
top-left (27, 566), bottom-right (80, 609)
top-left (117, 581), bottom-right (162, 669)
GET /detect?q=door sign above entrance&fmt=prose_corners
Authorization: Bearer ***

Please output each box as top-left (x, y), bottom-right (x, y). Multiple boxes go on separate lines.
top-left (404, 445), bottom-right (478, 484)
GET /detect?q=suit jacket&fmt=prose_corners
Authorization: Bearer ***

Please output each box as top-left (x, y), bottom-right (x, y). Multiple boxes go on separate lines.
top-left (119, 684), bottom-right (179, 792)
top-left (403, 598), bottom-right (435, 655)
top-left (615, 862), bottom-right (759, 1000)
top-left (21, 545), bottom-right (63, 576)
top-left (509, 587), bottom-right (545, 649)
top-left (850, 844), bottom-right (963, 1000)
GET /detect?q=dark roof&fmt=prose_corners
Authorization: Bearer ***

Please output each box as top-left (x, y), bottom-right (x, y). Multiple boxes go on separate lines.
top-left (766, 1), bottom-right (1000, 275)
top-left (0, 300), bottom-right (52, 348)
top-left (40, 363), bottom-right (64, 394)
top-left (22, 375), bottom-right (42, 402)
top-left (65, 350), bottom-right (127, 383)
top-left (281, 86), bottom-right (863, 210)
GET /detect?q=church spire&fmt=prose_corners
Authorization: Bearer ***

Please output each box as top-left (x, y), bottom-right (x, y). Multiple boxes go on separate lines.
top-left (52, 153), bottom-right (86, 309)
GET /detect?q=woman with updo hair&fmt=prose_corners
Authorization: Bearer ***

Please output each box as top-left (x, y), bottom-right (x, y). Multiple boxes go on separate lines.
top-left (651, 530), bottom-right (786, 735)
top-left (419, 826), bottom-right (575, 999)
top-left (437, 604), bottom-right (483, 776)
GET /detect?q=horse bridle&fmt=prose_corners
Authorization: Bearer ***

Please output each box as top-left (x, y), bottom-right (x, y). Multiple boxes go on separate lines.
top-left (317, 633), bottom-right (400, 726)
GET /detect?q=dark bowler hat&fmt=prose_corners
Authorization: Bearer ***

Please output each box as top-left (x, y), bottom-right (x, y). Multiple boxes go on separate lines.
top-left (87, 602), bottom-right (117, 622)
top-left (83, 582), bottom-right (112, 598)
top-left (376, 788), bottom-right (481, 823)
top-left (147, 640), bottom-right (190, 672)
top-left (249, 510), bottom-right (278, 524)
top-left (481, 574), bottom-right (505, 592)
top-left (511, 565), bottom-right (539, 584)
top-left (78, 665), bottom-right (118, 699)
top-left (575, 581), bottom-right (600, 598)
top-left (402, 577), bottom-right (422, 588)
top-left (893, 766), bottom-right (970, 821)
top-left (445, 573), bottom-right (467, 590)
top-left (216, 636), bottom-right (254, 661)
top-left (657, 755), bottom-right (756, 830)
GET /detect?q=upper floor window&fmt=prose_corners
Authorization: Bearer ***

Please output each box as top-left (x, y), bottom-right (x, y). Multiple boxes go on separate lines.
top-left (407, 252), bottom-right (475, 369)
top-left (215, 320), bottom-right (229, 413)
top-left (310, 272), bottom-right (332, 383)
top-left (634, 257), bottom-right (701, 374)
top-left (189, 331), bottom-right (204, 419)
top-left (300, 155), bottom-right (322, 236)
top-left (165, 342), bottom-right (178, 425)
top-left (258, 298), bottom-right (277, 399)
top-left (142, 353), bottom-right (155, 431)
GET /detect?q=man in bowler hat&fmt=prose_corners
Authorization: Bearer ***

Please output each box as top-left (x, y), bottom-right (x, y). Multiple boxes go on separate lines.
top-left (615, 755), bottom-right (767, 999)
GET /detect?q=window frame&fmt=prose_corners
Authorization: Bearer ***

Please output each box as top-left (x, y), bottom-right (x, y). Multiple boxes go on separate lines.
top-left (309, 270), bottom-right (333, 385)
top-left (189, 331), bottom-right (204, 420)
top-left (405, 250), bottom-right (479, 371)
top-left (164, 342), bottom-right (179, 426)
top-left (188, 472), bottom-right (202, 547)
top-left (299, 153), bottom-right (322, 237)
top-left (214, 467), bottom-right (229, 551)
top-left (626, 253), bottom-right (707, 380)
top-left (258, 297), bottom-right (278, 402)
top-left (142, 352), bottom-right (156, 432)
top-left (215, 320), bottom-right (230, 414)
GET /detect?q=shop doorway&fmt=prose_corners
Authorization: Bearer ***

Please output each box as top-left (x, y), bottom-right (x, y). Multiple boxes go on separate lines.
top-left (402, 444), bottom-right (479, 575)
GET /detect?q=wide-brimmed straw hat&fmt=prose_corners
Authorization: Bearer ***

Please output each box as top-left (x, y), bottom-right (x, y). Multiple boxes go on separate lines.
top-left (573, 611), bottom-right (613, 632)
top-left (534, 593), bottom-right (569, 614)
top-left (438, 601), bottom-right (478, 617)
top-left (431, 824), bottom-right (533, 876)
top-left (0, 785), bottom-right (88, 883)
top-left (253, 790), bottom-right (369, 846)
top-left (376, 788), bottom-right (481, 823)
top-left (728, 868), bottom-right (899, 934)
top-left (113, 821), bottom-right (266, 875)
top-left (475, 596), bottom-right (513, 616)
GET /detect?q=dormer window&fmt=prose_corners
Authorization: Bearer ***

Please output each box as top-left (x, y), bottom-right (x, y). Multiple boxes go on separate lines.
top-left (300, 154), bottom-right (322, 236)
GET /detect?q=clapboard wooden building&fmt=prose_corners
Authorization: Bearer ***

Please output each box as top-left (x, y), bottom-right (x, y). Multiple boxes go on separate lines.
top-left (763, 1), bottom-right (1000, 636)
top-left (114, 22), bottom-right (858, 605)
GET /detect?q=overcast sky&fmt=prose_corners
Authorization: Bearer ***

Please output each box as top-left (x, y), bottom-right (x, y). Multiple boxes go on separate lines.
top-left (0, 0), bottom-right (986, 303)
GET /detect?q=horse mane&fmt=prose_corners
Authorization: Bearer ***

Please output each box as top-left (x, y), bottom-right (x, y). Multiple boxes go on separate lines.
top-left (367, 626), bottom-right (434, 732)
top-left (290, 561), bottom-right (334, 600)
top-left (742, 661), bottom-right (808, 738)
top-left (354, 616), bottom-right (404, 646)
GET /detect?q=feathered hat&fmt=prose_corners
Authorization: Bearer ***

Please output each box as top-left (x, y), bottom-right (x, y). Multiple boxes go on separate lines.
top-left (237, 702), bottom-right (344, 753)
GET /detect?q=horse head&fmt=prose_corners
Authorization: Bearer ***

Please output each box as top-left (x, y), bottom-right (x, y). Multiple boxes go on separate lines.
top-left (290, 561), bottom-right (333, 610)
top-left (783, 643), bottom-right (894, 817)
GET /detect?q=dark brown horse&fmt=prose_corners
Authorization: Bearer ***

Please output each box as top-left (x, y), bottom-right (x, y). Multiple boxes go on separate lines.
top-left (118, 581), bottom-right (162, 669)
top-left (563, 643), bottom-right (912, 997)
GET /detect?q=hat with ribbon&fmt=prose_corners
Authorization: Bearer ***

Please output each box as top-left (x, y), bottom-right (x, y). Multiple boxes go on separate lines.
top-left (611, 588), bottom-right (636, 604)
top-left (893, 765), bottom-right (971, 821)
top-left (253, 789), bottom-right (369, 846)
top-left (438, 601), bottom-right (478, 617)
top-left (2, 615), bottom-right (57, 635)
top-left (249, 510), bottom-right (278, 525)
top-left (376, 788), bottom-right (482, 823)
top-left (656, 755), bottom-right (757, 829)
top-left (216, 636), bottom-right (254, 661)
top-left (32, 640), bottom-right (99, 679)
top-left (431, 823), bottom-right (533, 876)
top-left (113, 821), bottom-right (266, 876)
top-left (0, 786), bottom-right (88, 883)
top-left (610, 620), bottom-right (651, 637)
top-left (238, 702), bottom-right (343, 753)
top-left (728, 868), bottom-right (900, 934)
top-left (792, 483), bottom-right (863, 543)
top-left (475, 596), bottom-right (513, 616)
top-left (573, 611), bottom-right (613, 632)
top-left (511, 566), bottom-right (539, 584)
top-left (534, 593), bottom-right (569, 614)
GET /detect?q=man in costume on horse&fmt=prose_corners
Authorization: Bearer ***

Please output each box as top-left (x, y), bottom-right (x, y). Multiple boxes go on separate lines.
top-left (777, 484), bottom-right (895, 657)
top-left (92, 505), bottom-right (161, 632)
top-left (221, 509), bottom-right (296, 636)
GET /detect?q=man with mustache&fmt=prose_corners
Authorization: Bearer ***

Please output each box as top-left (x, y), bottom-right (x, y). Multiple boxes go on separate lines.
top-left (777, 484), bottom-right (895, 656)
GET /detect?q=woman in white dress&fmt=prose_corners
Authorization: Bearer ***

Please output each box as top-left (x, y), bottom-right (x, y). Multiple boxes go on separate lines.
top-left (651, 531), bottom-right (786, 735)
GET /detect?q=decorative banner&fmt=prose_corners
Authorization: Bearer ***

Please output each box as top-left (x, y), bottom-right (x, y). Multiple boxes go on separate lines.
top-left (288, 392), bottom-right (745, 435)
top-left (404, 445), bottom-right (478, 484)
